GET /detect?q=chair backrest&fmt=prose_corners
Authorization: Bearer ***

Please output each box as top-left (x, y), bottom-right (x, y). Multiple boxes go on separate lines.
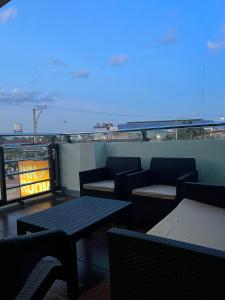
top-left (106, 157), bottom-right (141, 176)
top-left (150, 157), bottom-right (196, 185)
top-left (183, 182), bottom-right (225, 208)
top-left (0, 230), bottom-right (64, 299)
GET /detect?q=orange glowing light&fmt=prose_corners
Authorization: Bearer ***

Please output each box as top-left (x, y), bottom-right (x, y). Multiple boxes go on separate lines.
top-left (18, 160), bottom-right (50, 197)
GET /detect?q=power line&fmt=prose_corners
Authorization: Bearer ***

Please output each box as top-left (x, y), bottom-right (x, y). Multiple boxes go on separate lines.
top-left (48, 105), bottom-right (203, 120)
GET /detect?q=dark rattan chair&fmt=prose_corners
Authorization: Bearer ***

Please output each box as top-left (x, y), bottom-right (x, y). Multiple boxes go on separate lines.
top-left (0, 230), bottom-right (78, 300)
top-left (107, 226), bottom-right (225, 300)
top-left (106, 183), bottom-right (225, 299)
top-left (182, 181), bottom-right (225, 208)
top-left (127, 157), bottom-right (198, 225)
top-left (79, 156), bottom-right (141, 200)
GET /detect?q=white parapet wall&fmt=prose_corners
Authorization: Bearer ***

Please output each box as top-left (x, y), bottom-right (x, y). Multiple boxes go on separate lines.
top-left (59, 142), bottom-right (106, 194)
top-left (60, 139), bottom-right (225, 194)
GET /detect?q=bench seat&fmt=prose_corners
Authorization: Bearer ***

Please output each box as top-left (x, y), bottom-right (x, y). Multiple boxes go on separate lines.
top-left (147, 198), bottom-right (225, 251)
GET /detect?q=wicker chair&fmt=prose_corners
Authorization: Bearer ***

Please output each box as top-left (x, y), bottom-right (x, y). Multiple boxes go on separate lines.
top-left (106, 182), bottom-right (225, 299)
top-left (127, 157), bottom-right (197, 225)
top-left (182, 181), bottom-right (225, 208)
top-left (0, 230), bottom-right (78, 300)
top-left (79, 156), bottom-right (141, 200)
top-left (108, 226), bottom-right (225, 300)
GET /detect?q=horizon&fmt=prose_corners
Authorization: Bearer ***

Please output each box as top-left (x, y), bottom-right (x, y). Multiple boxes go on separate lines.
top-left (1, 0), bottom-right (225, 133)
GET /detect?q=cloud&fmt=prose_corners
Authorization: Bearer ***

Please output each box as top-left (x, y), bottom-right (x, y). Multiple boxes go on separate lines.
top-left (159, 28), bottom-right (177, 46)
top-left (71, 69), bottom-right (90, 79)
top-left (207, 39), bottom-right (225, 51)
top-left (0, 88), bottom-right (57, 105)
top-left (50, 58), bottom-right (67, 67)
top-left (108, 54), bottom-right (128, 66)
top-left (207, 24), bottom-right (225, 52)
top-left (145, 28), bottom-right (177, 49)
top-left (0, 7), bottom-right (17, 24)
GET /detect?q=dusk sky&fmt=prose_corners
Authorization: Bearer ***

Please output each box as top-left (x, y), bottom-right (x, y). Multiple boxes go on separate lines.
top-left (1, 0), bottom-right (225, 133)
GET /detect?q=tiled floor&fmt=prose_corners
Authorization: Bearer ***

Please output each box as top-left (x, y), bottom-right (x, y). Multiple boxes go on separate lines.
top-left (0, 194), bottom-right (111, 299)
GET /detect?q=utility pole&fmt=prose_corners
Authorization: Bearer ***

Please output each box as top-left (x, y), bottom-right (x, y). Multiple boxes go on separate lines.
top-left (63, 120), bottom-right (68, 133)
top-left (202, 64), bottom-right (205, 120)
top-left (32, 105), bottom-right (47, 142)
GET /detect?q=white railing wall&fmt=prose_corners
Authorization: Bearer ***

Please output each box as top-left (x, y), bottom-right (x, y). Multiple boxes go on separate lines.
top-left (60, 139), bottom-right (225, 194)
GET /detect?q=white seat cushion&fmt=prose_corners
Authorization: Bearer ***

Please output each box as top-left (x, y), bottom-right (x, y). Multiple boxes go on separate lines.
top-left (132, 184), bottom-right (176, 200)
top-left (147, 199), bottom-right (225, 251)
top-left (83, 180), bottom-right (114, 192)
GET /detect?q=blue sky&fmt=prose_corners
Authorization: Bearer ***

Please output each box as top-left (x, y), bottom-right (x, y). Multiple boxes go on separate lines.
top-left (1, 0), bottom-right (225, 132)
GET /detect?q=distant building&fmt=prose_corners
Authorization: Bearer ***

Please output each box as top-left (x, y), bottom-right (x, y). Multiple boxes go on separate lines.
top-left (117, 119), bottom-right (214, 131)
top-left (93, 123), bottom-right (117, 131)
top-left (116, 119), bottom-right (217, 141)
top-left (13, 122), bottom-right (23, 134)
top-left (93, 123), bottom-right (117, 140)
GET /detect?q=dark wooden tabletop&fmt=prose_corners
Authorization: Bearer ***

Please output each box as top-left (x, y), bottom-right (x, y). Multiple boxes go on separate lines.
top-left (17, 196), bottom-right (132, 240)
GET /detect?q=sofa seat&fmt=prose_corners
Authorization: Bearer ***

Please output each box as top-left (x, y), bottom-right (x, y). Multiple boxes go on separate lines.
top-left (147, 199), bottom-right (225, 251)
top-left (132, 184), bottom-right (176, 200)
top-left (83, 180), bottom-right (114, 193)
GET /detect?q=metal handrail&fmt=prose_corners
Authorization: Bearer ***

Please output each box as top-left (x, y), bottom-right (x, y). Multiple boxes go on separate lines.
top-left (5, 167), bottom-right (50, 177)
top-left (5, 156), bottom-right (50, 163)
top-left (0, 120), bottom-right (225, 139)
top-left (0, 144), bottom-right (60, 205)
top-left (6, 178), bottom-right (50, 190)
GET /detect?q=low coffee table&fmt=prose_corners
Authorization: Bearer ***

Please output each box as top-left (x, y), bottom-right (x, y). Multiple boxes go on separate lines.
top-left (17, 196), bottom-right (132, 238)
top-left (17, 196), bottom-right (132, 294)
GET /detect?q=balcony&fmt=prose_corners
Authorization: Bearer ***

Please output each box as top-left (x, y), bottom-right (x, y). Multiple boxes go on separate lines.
top-left (0, 124), bottom-right (225, 299)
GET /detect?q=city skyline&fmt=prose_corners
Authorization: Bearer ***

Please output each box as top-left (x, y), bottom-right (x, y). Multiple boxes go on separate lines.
top-left (1, 0), bottom-right (225, 132)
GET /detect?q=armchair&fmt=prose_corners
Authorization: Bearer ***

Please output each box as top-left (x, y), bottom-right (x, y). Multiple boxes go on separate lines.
top-left (79, 156), bottom-right (141, 200)
top-left (0, 230), bottom-right (78, 300)
top-left (127, 157), bottom-right (197, 225)
top-left (108, 226), bottom-right (225, 300)
top-left (182, 181), bottom-right (225, 208)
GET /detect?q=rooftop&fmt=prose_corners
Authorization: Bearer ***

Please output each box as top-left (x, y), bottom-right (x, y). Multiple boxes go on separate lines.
top-left (0, 124), bottom-right (225, 298)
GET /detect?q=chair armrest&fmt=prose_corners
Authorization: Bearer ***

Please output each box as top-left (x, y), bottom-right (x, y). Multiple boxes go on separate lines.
top-left (177, 170), bottom-right (198, 182)
top-left (115, 168), bottom-right (142, 177)
top-left (183, 182), bottom-right (225, 208)
top-left (79, 167), bottom-right (108, 186)
top-left (126, 169), bottom-right (154, 194)
top-left (108, 227), bottom-right (225, 299)
top-left (6, 230), bottom-right (78, 299)
top-left (176, 171), bottom-right (198, 200)
top-left (114, 168), bottom-right (142, 199)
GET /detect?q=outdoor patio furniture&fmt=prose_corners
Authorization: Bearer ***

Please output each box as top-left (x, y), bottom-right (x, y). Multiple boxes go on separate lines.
top-left (79, 156), bottom-right (141, 199)
top-left (0, 230), bottom-right (77, 300)
top-left (107, 225), bottom-right (225, 299)
top-left (17, 196), bottom-right (132, 297)
top-left (106, 182), bottom-right (225, 299)
top-left (182, 181), bottom-right (225, 208)
top-left (126, 157), bottom-right (197, 225)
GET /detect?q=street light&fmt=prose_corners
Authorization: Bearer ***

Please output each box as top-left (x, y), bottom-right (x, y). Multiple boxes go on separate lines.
top-left (33, 105), bottom-right (47, 135)
top-left (63, 120), bottom-right (68, 133)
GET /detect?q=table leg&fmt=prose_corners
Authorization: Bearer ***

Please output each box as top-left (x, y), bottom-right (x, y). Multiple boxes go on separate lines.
top-left (17, 221), bottom-right (26, 235)
top-left (125, 206), bottom-right (134, 230)
top-left (67, 242), bottom-right (80, 299)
